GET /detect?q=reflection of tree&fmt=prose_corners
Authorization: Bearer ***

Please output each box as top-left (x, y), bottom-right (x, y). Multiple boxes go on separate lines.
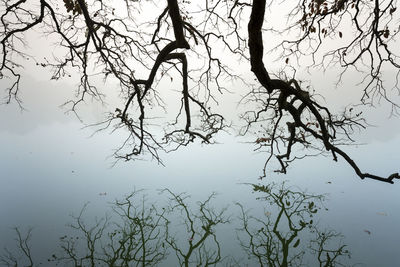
top-left (162, 189), bottom-right (229, 267)
top-left (0, 227), bottom-right (34, 267)
top-left (1, 189), bottom-right (229, 266)
top-left (105, 192), bottom-right (167, 266)
top-left (51, 191), bottom-right (167, 266)
top-left (1, 186), bottom-right (351, 266)
top-left (237, 183), bottom-right (350, 267)
top-left (310, 228), bottom-right (349, 267)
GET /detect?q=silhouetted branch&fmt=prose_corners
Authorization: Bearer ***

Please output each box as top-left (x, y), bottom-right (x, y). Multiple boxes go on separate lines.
top-left (245, 0), bottom-right (400, 183)
top-left (1, 0), bottom-right (399, 183)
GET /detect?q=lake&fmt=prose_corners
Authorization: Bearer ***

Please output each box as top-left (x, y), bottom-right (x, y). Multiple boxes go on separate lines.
top-left (1, 114), bottom-right (399, 266)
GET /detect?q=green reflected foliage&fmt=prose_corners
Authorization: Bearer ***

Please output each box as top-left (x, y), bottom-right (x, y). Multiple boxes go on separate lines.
top-left (1, 184), bottom-right (352, 266)
top-left (237, 182), bottom-right (350, 267)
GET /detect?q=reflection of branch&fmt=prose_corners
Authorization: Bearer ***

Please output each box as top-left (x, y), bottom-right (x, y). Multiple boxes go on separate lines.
top-left (0, 227), bottom-right (34, 267)
top-left (53, 203), bottom-right (108, 266)
top-left (161, 189), bottom-right (229, 267)
top-left (51, 191), bottom-right (167, 266)
top-left (2, 187), bottom-right (354, 266)
top-left (309, 227), bottom-right (350, 267)
top-left (107, 192), bottom-right (167, 266)
top-left (237, 182), bottom-right (350, 266)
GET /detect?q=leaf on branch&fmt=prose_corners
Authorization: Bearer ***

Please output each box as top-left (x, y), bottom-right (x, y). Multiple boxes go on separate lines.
top-left (63, 0), bottom-right (84, 15)
top-left (256, 137), bottom-right (270, 143)
top-left (384, 29), bottom-right (390, 38)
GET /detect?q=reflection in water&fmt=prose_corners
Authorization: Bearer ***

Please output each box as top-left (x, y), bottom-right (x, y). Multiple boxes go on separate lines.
top-left (236, 183), bottom-right (350, 267)
top-left (1, 183), bottom-right (352, 266)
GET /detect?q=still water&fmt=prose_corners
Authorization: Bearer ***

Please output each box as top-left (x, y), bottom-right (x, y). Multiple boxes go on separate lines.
top-left (1, 103), bottom-right (400, 266)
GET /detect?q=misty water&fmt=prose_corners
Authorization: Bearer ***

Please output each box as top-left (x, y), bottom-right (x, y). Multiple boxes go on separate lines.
top-left (1, 121), bottom-right (400, 266)
top-left (1, 79), bottom-right (400, 266)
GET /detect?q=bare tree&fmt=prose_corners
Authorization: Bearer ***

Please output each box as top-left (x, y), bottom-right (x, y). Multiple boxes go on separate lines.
top-left (0, 0), bottom-right (399, 183)
top-left (161, 189), bottom-right (230, 267)
top-left (309, 227), bottom-right (351, 267)
top-left (236, 182), bottom-right (351, 267)
top-left (242, 0), bottom-right (400, 183)
top-left (2, 187), bottom-right (354, 266)
top-left (104, 192), bottom-right (167, 267)
top-left (0, 227), bottom-right (35, 267)
top-left (49, 191), bottom-right (167, 267)
top-left (52, 204), bottom-right (109, 266)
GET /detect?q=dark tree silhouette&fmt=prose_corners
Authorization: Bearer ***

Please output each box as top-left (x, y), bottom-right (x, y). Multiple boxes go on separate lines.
top-left (1, 0), bottom-right (399, 183)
